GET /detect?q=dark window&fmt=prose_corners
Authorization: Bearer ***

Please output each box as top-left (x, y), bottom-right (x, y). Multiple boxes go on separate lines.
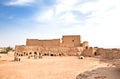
top-left (26, 53), bottom-right (28, 56)
top-left (50, 54), bottom-right (54, 56)
top-left (44, 53), bottom-right (47, 56)
top-left (29, 52), bottom-right (32, 54)
top-left (59, 54), bottom-right (62, 56)
top-left (94, 52), bottom-right (97, 56)
top-left (34, 52), bottom-right (37, 55)
top-left (72, 40), bottom-right (74, 42)
top-left (86, 46), bottom-right (88, 49)
top-left (39, 53), bottom-right (41, 55)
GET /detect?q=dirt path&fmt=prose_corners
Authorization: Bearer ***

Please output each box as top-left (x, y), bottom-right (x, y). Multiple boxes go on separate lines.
top-left (0, 55), bottom-right (107, 79)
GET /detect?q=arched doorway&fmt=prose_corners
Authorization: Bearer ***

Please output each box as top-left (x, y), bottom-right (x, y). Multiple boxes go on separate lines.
top-left (34, 52), bottom-right (37, 55)
top-left (59, 53), bottom-right (62, 56)
top-left (50, 54), bottom-right (54, 56)
top-left (94, 52), bottom-right (97, 56)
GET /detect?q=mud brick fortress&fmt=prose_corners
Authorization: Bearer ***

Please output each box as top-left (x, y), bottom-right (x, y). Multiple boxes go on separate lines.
top-left (15, 35), bottom-right (94, 56)
top-left (15, 35), bottom-right (120, 58)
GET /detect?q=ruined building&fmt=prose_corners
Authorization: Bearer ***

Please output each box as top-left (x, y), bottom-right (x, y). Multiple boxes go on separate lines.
top-left (15, 35), bottom-right (96, 56)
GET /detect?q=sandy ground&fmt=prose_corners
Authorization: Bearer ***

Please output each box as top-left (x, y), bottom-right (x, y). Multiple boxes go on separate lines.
top-left (0, 54), bottom-right (119, 79)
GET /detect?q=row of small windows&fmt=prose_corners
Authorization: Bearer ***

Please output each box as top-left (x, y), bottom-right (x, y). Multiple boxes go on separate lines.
top-left (16, 52), bottom-right (64, 56)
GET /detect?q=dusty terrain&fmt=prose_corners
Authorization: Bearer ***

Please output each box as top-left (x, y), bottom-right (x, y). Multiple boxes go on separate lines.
top-left (0, 54), bottom-right (120, 79)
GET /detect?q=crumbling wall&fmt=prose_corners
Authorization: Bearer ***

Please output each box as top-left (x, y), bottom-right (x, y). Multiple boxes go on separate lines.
top-left (81, 47), bottom-right (97, 57)
top-left (15, 45), bottom-right (25, 53)
top-left (76, 47), bottom-right (84, 56)
top-left (15, 35), bottom-right (89, 56)
top-left (95, 48), bottom-right (106, 55)
top-left (81, 41), bottom-right (89, 49)
top-left (101, 49), bottom-right (120, 59)
top-left (15, 45), bottom-right (80, 56)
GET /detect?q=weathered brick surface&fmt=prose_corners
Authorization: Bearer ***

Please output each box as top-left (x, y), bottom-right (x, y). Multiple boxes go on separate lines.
top-left (15, 35), bottom-right (90, 56)
top-left (26, 39), bottom-right (60, 47)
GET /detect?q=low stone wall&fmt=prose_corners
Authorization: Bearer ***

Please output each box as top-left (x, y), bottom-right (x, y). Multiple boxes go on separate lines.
top-left (103, 51), bottom-right (120, 59)
top-left (100, 49), bottom-right (120, 59)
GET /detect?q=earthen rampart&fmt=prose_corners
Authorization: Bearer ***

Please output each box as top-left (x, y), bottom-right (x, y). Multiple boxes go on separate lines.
top-left (15, 35), bottom-right (90, 57)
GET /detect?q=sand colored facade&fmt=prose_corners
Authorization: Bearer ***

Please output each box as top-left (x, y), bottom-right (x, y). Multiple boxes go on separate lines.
top-left (96, 48), bottom-right (120, 59)
top-left (26, 39), bottom-right (60, 47)
top-left (15, 35), bottom-right (83, 56)
top-left (81, 41), bottom-right (89, 50)
top-left (15, 35), bottom-right (101, 56)
top-left (61, 35), bottom-right (81, 47)
top-left (81, 47), bottom-right (97, 57)
top-left (15, 46), bottom-right (81, 56)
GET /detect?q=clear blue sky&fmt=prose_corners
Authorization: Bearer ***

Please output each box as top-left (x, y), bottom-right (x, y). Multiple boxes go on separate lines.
top-left (0, 0), bottom-right (120, 48)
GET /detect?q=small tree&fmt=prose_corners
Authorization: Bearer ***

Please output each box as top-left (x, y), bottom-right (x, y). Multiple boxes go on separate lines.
top-left (0, 46), bottom-right (13, 54)
top-left (5, 46), bottom-right (13, 53)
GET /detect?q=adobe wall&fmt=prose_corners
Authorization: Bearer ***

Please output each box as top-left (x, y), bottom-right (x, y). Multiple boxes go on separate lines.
top-left (100, 48), bottom-right (120, 59)
top-left (26, 39), bottom-right (60, 47)
top-left (76, 47), bottom-right (84, 56)
top-left (15, 35), bottom-right (90, 56)
top-left (81, 41), bottom-right (89, 49)
top-left (61, 35), bottom-right (81, 47)
top-left (81, 47), bottom-right (97, 57)
top-left (95, 48), bottom-right (106, 55)
top-left (15, 45), bottom-right (26, 56)
top-left (15, 45), bottom-right (82, 56)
